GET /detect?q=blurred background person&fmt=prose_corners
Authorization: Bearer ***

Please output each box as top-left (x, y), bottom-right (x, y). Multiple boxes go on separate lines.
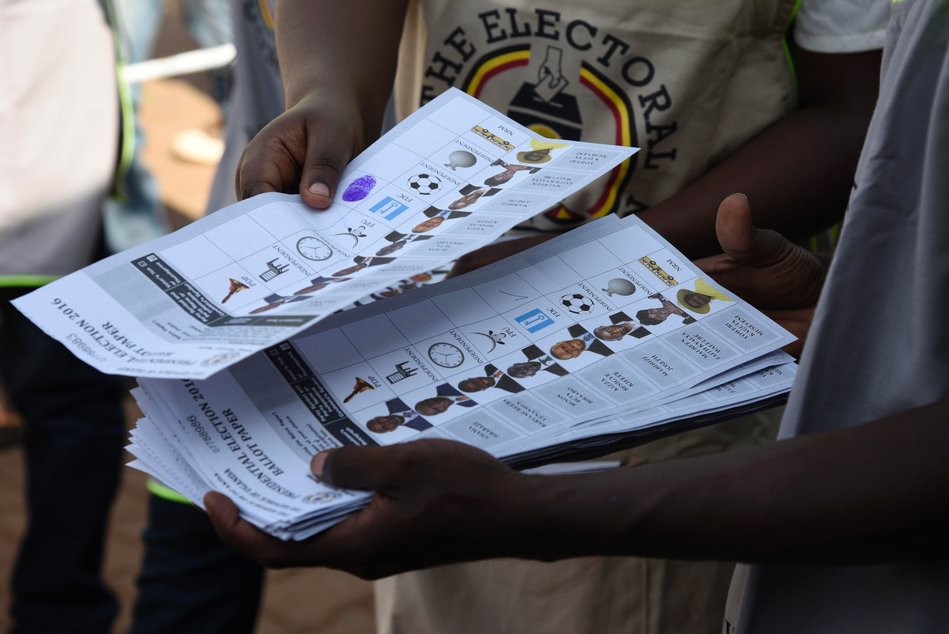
top-left (129, 2), bottom-right (272, 632)
top-left (0, 0), bottom-right (128, 630)
top-left (104, 0), bottom-right (234, 254)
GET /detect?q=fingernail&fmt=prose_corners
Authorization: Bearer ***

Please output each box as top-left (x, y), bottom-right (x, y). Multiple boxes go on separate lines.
top-left (308, 182), bottom-right (330, 198)
top-left (311, 451), bottom-right (328, 478)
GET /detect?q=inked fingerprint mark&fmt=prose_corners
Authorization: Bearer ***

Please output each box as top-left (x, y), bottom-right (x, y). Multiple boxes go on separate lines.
top-left (342, 175), bottom-right (377, 202)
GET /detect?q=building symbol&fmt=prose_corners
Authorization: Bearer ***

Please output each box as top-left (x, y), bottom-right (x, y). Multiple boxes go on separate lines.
top-left (638, 256), bottom-right (678, 287)
top-left (386, 362), bottom-right (418, 384)
top-left (259, 259), bottom-right (290, 282)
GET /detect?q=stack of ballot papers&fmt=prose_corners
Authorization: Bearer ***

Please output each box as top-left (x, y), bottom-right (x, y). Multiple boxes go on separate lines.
top-left (14, 89), bottom-right (797, 540)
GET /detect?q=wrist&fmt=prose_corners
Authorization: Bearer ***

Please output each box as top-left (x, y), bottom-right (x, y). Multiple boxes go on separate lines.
top-left (498, 469), bottom-right (635, 561)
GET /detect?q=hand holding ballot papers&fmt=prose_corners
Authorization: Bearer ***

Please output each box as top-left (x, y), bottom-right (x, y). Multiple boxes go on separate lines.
top-left (14, 90), bottom-right (799, 544)
top-left (694, 194), bottom-right (825, 357)
top-left (125, 199), bottom-right (797, 542)
top-left (196, 194), bottom-right (812, 574)
top-left (204, 439), bottom-right (522, 578)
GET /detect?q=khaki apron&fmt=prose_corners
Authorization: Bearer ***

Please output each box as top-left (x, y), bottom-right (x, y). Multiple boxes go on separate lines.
top-left (379, 1), bottom-right (795, 632)
top-left (395, 0), bottom-right (797, 231)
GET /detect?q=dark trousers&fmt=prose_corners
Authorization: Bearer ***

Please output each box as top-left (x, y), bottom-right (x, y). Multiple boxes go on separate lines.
top-left (132, 495), bottom-right (264, 634)
top-left (3, 288), bottom-right (264, 633)
top-left (1, 288), bottom-right (126, 633)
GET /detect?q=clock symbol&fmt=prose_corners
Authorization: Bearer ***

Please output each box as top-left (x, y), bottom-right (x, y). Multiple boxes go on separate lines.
top-left (427, 342), bottom-right (464, 368)
top-left (296, 236), bottom-right (333, 261)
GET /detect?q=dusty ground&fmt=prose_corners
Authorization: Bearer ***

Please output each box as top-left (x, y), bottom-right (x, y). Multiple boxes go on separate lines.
top-left (0, 4), bottom-right (375, 632)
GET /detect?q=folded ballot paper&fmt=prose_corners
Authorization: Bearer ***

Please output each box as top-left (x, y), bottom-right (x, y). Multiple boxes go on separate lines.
top-left (14, 89), bottom-right (797, 540)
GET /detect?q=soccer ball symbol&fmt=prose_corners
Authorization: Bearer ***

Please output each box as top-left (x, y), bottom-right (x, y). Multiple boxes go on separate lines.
top-left (408, 173), bottom-right (442, 195)
top-left (561, 293), bottom-right (594, 314)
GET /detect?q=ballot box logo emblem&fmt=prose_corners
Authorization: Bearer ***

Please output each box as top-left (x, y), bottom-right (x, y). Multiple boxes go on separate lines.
top-left (561, 293), bottom-right (593, 314)
top-left (370, 197), bottom-right (410, 220)
top-left (515, 308), bottom-right (555, 333)
top-left (407, 173), bottom-right (442, 196)
top-left (458, 37), bottom-right (639, 223)
top-left (507, 46), bottom-right (582, 142)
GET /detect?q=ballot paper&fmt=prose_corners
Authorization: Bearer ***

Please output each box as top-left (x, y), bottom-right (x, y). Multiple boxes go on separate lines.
top-left (127, 212), bottom-right (798, 541)
top-left (14, 88), bottom-right (798, 539)
top-left (14, 88), bottom-right (636, 380)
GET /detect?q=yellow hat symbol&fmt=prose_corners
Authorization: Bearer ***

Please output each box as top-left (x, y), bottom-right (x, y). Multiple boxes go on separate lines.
top-left (517, 138), bottom-right (568, 164)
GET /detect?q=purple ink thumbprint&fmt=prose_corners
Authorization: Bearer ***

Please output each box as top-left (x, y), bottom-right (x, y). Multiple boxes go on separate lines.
top-left (342, 175), bottom-right (377, 202)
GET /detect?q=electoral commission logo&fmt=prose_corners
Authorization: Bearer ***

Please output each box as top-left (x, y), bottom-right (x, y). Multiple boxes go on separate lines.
top-left (459, 43), bottom-right (638, 224)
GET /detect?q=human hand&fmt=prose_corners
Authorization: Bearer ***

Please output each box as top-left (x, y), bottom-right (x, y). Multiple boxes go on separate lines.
top-left (235, 91), bottom-right (366, 209)
top-left (204, 439), bottom-right (528, 579)
top-left (695, 194), bottom-right (826, 356)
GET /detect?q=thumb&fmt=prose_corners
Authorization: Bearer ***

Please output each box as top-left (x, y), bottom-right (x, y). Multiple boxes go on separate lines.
top-left (299, 150), bottom-right (346, 210)
top-left (204, 491), bottom-right (261, 548)
top-left (311, 446), bottom-right (397, 492)
top-left (715, 194), bottom-right (790, 267)
top-left (204, 491), bottom-right (240, 527)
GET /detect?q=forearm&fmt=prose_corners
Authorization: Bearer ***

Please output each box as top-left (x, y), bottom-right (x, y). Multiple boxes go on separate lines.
top-left (276, 0), bottom-right (408, 133)
top-left (640, 48), bottom-right (881, 258)
top-left (639, 109), bottom-right (865, 258)
top-left (513, 398), bottom-right (949, 564)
